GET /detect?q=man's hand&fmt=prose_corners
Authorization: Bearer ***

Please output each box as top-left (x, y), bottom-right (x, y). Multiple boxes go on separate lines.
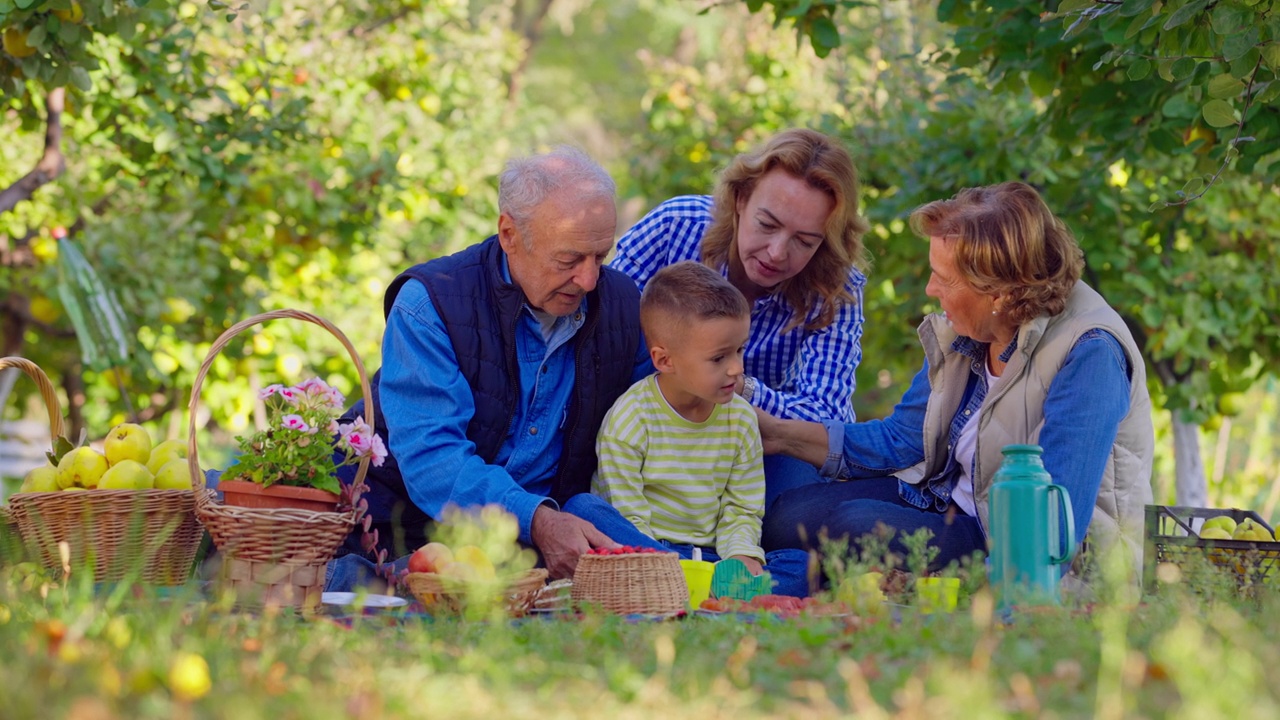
top-left (531, 505), bottom-right (619, 579)
top-left (727, 555), bottom-right (765, 576)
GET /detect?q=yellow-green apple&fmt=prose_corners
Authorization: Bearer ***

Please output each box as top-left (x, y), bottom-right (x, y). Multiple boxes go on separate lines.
top-left (98, 460), bottom-right (154, 490)
top-left (19, 465), bottom-right (59, 493)
top-left (146, 439), bottom-right (186, 474)
top-left (105, 423), bottom-right (152, 466)
top-left (57, 447), bottom-right (108, 488)
top-left (1202, 516), bottom-right (1237, 536)
top-left (152, 458), bottom-right (192, 490)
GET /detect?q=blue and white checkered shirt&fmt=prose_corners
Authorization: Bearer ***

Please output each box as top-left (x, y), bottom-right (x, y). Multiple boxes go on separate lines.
top-left (610, 195), bottom-right (865, 423)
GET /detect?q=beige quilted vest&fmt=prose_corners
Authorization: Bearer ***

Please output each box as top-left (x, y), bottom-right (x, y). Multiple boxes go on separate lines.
top-left (896, 281), bottom-right (1154, 585)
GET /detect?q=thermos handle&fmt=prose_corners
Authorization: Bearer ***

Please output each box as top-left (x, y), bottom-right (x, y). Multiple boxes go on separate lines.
top-left (1048, 484), bottom-right (1075, 565)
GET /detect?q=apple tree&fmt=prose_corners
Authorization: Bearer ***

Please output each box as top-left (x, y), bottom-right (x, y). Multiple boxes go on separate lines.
top-left (725, 0), bottom-right (1280, 505)
top-left (1, 0), bottom-right (551, 463)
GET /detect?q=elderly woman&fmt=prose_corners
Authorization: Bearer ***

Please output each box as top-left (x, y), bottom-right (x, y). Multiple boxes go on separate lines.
top-left (611, 128), bottom-right (870, 505)
top-left (758, 182), bottom-right (1154, 580)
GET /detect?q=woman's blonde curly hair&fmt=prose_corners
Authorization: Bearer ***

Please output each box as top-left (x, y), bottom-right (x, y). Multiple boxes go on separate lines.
top-left (700, 128), bottom-right (869, 332)
top-left (909, 182), bottom-right (1084, 326)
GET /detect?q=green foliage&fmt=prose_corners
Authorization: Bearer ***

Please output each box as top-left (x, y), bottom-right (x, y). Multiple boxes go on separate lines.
top-left (709, 0), bottom-right (876, 58)
top-left (0, 1), bottom-right (167, 99)
top-left (723, 0), bottom-right (1280, 425)
top-left (3, 0), bottom-right (538, 450)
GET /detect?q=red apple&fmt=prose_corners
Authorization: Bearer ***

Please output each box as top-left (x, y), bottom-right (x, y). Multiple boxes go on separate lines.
top-left (408, 542), bottom-right (454, 574)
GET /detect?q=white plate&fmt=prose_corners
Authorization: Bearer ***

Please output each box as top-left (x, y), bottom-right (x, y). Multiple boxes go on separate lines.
top-left (321, 592), bottom-right (408, 609)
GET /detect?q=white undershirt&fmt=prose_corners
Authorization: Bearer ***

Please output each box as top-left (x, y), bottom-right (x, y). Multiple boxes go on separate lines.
top-left (951, 363), bottom-right (999, 518)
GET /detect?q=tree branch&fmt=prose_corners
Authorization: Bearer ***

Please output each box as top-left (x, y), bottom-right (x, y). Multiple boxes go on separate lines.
top-left (0, 88), bottom-right (67, 216)
top-left (1163, 55), bottom-right (1264, 208)
top-left (506, 0), bottom-right (556, 103)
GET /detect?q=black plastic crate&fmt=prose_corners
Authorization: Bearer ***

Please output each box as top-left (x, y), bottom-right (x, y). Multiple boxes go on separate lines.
top-left (1144, 505), bottom-right (1280, 593)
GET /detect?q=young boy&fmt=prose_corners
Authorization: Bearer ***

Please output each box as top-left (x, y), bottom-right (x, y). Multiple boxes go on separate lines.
top-left (574, 261), bottom-right (808, 597)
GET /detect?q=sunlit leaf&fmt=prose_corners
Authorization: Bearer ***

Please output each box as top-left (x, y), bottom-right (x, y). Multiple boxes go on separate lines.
top-left (1202, 99), bottom-right (1238, 127)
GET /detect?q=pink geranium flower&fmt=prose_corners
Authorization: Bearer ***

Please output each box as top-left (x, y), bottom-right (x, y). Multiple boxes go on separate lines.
top-left (369, 435), bottom-right (388, 467)
top-left (231, 376), bottom-right (375, 497)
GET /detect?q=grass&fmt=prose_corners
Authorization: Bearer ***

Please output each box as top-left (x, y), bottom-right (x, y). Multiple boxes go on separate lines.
top-left (3, 526), bottom-right (1280, 719)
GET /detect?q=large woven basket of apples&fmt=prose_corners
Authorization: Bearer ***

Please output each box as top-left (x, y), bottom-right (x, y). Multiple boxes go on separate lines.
top-left (400, 505), bottom-right (548, 617)
top-left (2, 356), bottom-right (208, 585)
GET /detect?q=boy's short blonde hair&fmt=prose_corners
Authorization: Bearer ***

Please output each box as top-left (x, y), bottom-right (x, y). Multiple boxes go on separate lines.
top-left (640, 261), bottom-right (750, 347)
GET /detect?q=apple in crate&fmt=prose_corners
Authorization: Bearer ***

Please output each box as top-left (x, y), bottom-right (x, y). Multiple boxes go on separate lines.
top-left (408, 542), bottom-right (454, 574)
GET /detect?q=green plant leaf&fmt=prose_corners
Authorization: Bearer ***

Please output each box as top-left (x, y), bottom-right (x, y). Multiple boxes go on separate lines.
top-left (1128, 58), bottom-right (1152, 80)
top-left (1222, 28), bottom-right (1260, 63)
top-left (1058, 0), bottom-right (1094, 13)
top-left (1202, 99), bottom-right (1238, 127)
top-left (1207, 73), bottom-right (1245, 98)
top-left (69, 67), bottom-right (91, 92)
top-left (1210, 3), bottom-right (1251, 34)
top-left (1124, 12), bottom-right (1150, 39)
top-left (1229, 47), bottom-right (1260, 78)
top-left (1120, 0), bottom-right (1155, 17)
top-left (1171, 57), bottom-right (1197, 79)
top-left (1261, 45), bottom-right (1280, 71)
top-left (810, 16), bottom-right (839, 54)
top-left (1162, 0), bottom-right (1210, 31)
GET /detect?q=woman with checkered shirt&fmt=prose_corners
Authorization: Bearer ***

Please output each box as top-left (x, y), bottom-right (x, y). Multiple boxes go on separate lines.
top-left (610, 129), bottom-right (869, 507)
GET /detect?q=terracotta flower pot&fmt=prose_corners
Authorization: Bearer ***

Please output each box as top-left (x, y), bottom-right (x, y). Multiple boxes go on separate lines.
top-left (217, 479), bottom-right (340, 513)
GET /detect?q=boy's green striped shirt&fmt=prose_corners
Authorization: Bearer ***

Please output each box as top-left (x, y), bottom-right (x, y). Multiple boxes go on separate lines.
top-left (592, 375), bottom-right (766, 561)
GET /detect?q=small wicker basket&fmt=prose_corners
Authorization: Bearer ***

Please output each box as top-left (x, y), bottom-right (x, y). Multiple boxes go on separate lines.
top-left (404, 568), bottom-right (549, 616)
top-left (570, 551), bottom-right (688, 615)
top-left (2, 356), bottom-right (205, 584)
top-left (188, 310), bottom-right (373, 612)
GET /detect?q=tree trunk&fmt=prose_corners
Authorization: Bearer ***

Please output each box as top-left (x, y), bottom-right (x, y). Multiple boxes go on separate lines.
top-left (62, 363), bottom-right (85, 441)
top-left (1171, 416), bottom-right (1207, 507)
top-left (505, 0), bottom-right (556, 104)
top-left (0, 88), bottom-right (66, 215)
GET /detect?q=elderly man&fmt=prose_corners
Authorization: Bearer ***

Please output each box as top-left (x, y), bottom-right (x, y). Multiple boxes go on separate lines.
top-left (332, 147), bottom-right (651, 584)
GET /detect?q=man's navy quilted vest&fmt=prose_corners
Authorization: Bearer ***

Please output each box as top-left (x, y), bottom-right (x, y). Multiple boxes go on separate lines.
top-left (337, 236), bottom-right (642, 554)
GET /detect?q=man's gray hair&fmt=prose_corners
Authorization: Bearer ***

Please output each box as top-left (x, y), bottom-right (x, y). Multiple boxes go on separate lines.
top-left (498, 146), bottom-right (616, 239)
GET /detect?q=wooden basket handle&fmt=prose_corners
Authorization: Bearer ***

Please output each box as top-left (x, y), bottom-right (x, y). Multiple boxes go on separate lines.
top-left (185, 310), bottom-right (375, 506)
top-left (0, 356), bottom-right (66, 450)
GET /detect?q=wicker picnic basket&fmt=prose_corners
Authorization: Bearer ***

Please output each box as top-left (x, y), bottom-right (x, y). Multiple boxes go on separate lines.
top-left (570, 551), bottom-right (688, 615)
top-left (2, 356), bottom-right (206, 584)
top-left (188, 310), bottom-right (372, 612)
top-left (404, 568), bottom-right (549, 616)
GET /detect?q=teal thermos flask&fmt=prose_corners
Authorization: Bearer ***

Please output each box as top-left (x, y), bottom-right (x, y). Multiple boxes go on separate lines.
top-left (987, 444), bottom-right (1075, 610)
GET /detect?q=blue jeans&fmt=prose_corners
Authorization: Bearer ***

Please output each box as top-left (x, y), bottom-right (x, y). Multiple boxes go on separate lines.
top-left (563, 494), bottom-right (811, 597)
top-left (325, 553), bottom-right (411, 593)
top-left (762, 453), bottom-right (826, 510)
top-left (761, 476), bottom-right (986, 573)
